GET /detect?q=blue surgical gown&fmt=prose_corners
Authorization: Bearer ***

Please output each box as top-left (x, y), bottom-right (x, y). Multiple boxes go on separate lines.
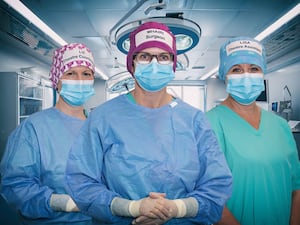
top-left (0, 107), bottom-right (92, 225)
top-left (206, 105), bottom-right (300, 225)
top-left (65, 95), bottom-right (232, 225)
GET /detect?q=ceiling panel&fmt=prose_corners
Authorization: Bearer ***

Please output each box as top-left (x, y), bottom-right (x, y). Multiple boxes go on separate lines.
top-left (0, 0), bottom-right (299, 81)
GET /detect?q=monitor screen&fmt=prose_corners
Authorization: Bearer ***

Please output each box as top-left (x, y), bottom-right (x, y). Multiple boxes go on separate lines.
top-left (256, 79), bottom-right (268, 102)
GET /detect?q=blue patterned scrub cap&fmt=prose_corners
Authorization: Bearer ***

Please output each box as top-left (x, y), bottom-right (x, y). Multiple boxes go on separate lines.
top-left (218, 37), bottom-right (266, 80)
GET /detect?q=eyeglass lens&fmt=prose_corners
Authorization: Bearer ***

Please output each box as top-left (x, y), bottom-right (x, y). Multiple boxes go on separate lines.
top-left (135, 52), bottom-right (173, 64)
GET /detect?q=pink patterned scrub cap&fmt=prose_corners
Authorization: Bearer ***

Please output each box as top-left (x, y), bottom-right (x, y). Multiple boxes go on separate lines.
top-left (49, 43), bottom-right (95, 88)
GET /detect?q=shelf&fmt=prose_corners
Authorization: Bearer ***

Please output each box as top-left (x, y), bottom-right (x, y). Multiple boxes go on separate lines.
top-left (19, 96), bottom-right (42, 117)
top-left (19, 96), bottom-right (43, 101)
top-left (19, 76), bottom-right (43, 99)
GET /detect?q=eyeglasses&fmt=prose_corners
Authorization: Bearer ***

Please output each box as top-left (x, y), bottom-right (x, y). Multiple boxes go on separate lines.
top-left (134, 52), bottom-right (174, 65)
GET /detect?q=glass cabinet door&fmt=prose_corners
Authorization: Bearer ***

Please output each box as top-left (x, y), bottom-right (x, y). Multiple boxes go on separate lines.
top-left (18, 76), bottom-right (43, 123)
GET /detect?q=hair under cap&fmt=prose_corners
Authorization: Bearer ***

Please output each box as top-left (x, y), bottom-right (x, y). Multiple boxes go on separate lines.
top-left (218, 37), bottom-right (266, 80)
top-left (49, 43), bottom-right (95, 88)
top-left (126, 21), bottom-right (177, 74)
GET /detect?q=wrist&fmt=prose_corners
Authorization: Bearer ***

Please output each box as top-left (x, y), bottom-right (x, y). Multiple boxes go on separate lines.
top-left (50, 194), bottom-right (72, 212)
top-left (128, 199), bottom-right (142, 217)
top-left (65, 197), bottom-right (79, 212)
top-left (173, 199), bottom-right (186, 218)
top-left (172, 197), bottom-right (198, 218)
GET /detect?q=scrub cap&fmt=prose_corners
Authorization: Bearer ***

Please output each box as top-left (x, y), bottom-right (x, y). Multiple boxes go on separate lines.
top-left (218, 37), bottom-right (266, 80)
top-left (127, 21), bottom-right (177, 74)
top-left (50, 43), bottom-right (95, 88)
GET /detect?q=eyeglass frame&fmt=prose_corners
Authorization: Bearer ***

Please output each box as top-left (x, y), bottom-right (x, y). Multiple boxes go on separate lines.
top-left (133, 52), bottom-right (174, 65)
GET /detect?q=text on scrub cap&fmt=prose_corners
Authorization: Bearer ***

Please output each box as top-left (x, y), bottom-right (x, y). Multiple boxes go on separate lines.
top-left (135, 29), bottom-right (173, 49)
top-left (226, 40), bottom-right (263, 56)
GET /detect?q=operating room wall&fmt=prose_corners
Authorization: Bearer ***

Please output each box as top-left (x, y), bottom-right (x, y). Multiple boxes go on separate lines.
top-left (84, 78), bottom-right (106, 112)
top-left (206, 78), bottom-right (227, 111)
top-left (265, 62), bottom-right (300, 121)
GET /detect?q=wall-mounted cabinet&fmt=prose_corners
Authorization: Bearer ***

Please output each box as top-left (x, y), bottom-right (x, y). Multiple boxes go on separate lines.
top-left (0, 72), bottom-right (53, 158)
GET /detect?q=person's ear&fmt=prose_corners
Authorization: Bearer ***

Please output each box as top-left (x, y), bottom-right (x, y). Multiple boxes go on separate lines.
top-left (131, 62), bottom-right (135, 74)
top-left (56, 80), bottom-right (62, 92)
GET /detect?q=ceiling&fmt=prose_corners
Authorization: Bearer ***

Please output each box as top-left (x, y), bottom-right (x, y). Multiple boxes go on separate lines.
top-left (0, 0), bottom-right (299, 82)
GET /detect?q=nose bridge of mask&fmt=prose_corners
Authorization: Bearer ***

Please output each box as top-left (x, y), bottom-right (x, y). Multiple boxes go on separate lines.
top-left (228, 72), bottom-right (262, 77)
top-left (227, 75), bottom-right (244, 88)
top-left (139, 61), bottom-right (160, 75)
top-left (61, 79), bottom-right (94, 92)
top-left (151, 60), bottom-right (161, 74)
top-left (61, 79), bottom-right (94, 85)
top-left (227, 73), bottom-right (264, 97)
top-left (228, 73), bottom-right (262, 83)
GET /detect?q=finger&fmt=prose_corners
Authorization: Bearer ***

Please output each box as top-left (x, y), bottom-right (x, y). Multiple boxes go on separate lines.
top-left (134, 215), bottom-right (151, 223)
top-left (143, 211), bottom-right (159, 219)
top-left (144, 218), bottom-right (166, 225)
top-left (133, 216), bottom-right (153, 224)
top-left (135, 218), bottom-right (165, 225)
top-left (149, 192), bottom-right (166, 199)
top-left (134, 215), bottom-right (170, 225)
top-left (155, 201), bottom-right (173, 218)
top-left (150, 207), bottom-right (171, 220)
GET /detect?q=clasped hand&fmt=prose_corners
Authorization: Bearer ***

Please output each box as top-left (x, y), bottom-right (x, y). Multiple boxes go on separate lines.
top-left (132, 192), bottom-right (178, 225)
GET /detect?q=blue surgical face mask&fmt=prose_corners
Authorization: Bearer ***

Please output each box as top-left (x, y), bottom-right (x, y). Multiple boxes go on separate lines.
top-left (134, 61), bottom-right (175, 92)
top-left (226, 73), bottom-right (264, 105)
top-left (59, 79), bottom-right (95, 106)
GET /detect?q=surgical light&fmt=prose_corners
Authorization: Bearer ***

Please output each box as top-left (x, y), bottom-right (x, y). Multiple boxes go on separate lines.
top-left (114, 16), bottom-right (201, 55)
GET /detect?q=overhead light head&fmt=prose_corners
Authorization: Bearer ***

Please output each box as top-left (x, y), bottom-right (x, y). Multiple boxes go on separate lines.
top-left (114, 16), bottom-right (201, 55)
top-left (106, 71), bottom-right (135, 93)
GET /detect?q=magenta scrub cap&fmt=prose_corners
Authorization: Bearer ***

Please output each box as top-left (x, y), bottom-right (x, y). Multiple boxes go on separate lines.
top-left (126, 21), bottom-right (177, 74)
top-left (218, 37), bottom-right (267, 80)
top-left (49, 43), bottom-right (95, 88)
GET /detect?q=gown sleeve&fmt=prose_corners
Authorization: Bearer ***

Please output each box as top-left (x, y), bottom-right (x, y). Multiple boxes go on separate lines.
top-left (0, 121), bottom-right (54, 218)
top-left (65, 115), bottom-right (121, 223)
top-left (186, 113), bottom-right (232, 224)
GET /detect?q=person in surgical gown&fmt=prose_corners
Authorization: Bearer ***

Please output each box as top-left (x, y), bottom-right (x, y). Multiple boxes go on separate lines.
top-left (206, 37), bottom-right (300, 225)
top-left (0, 43), bottom-right (95, 225)
top-left (65, 21), bottom-right (232, 225)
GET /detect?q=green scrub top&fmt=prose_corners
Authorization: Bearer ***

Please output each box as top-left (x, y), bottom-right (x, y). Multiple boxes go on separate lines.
top-left (206, 105), bottom-right (300, 225)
